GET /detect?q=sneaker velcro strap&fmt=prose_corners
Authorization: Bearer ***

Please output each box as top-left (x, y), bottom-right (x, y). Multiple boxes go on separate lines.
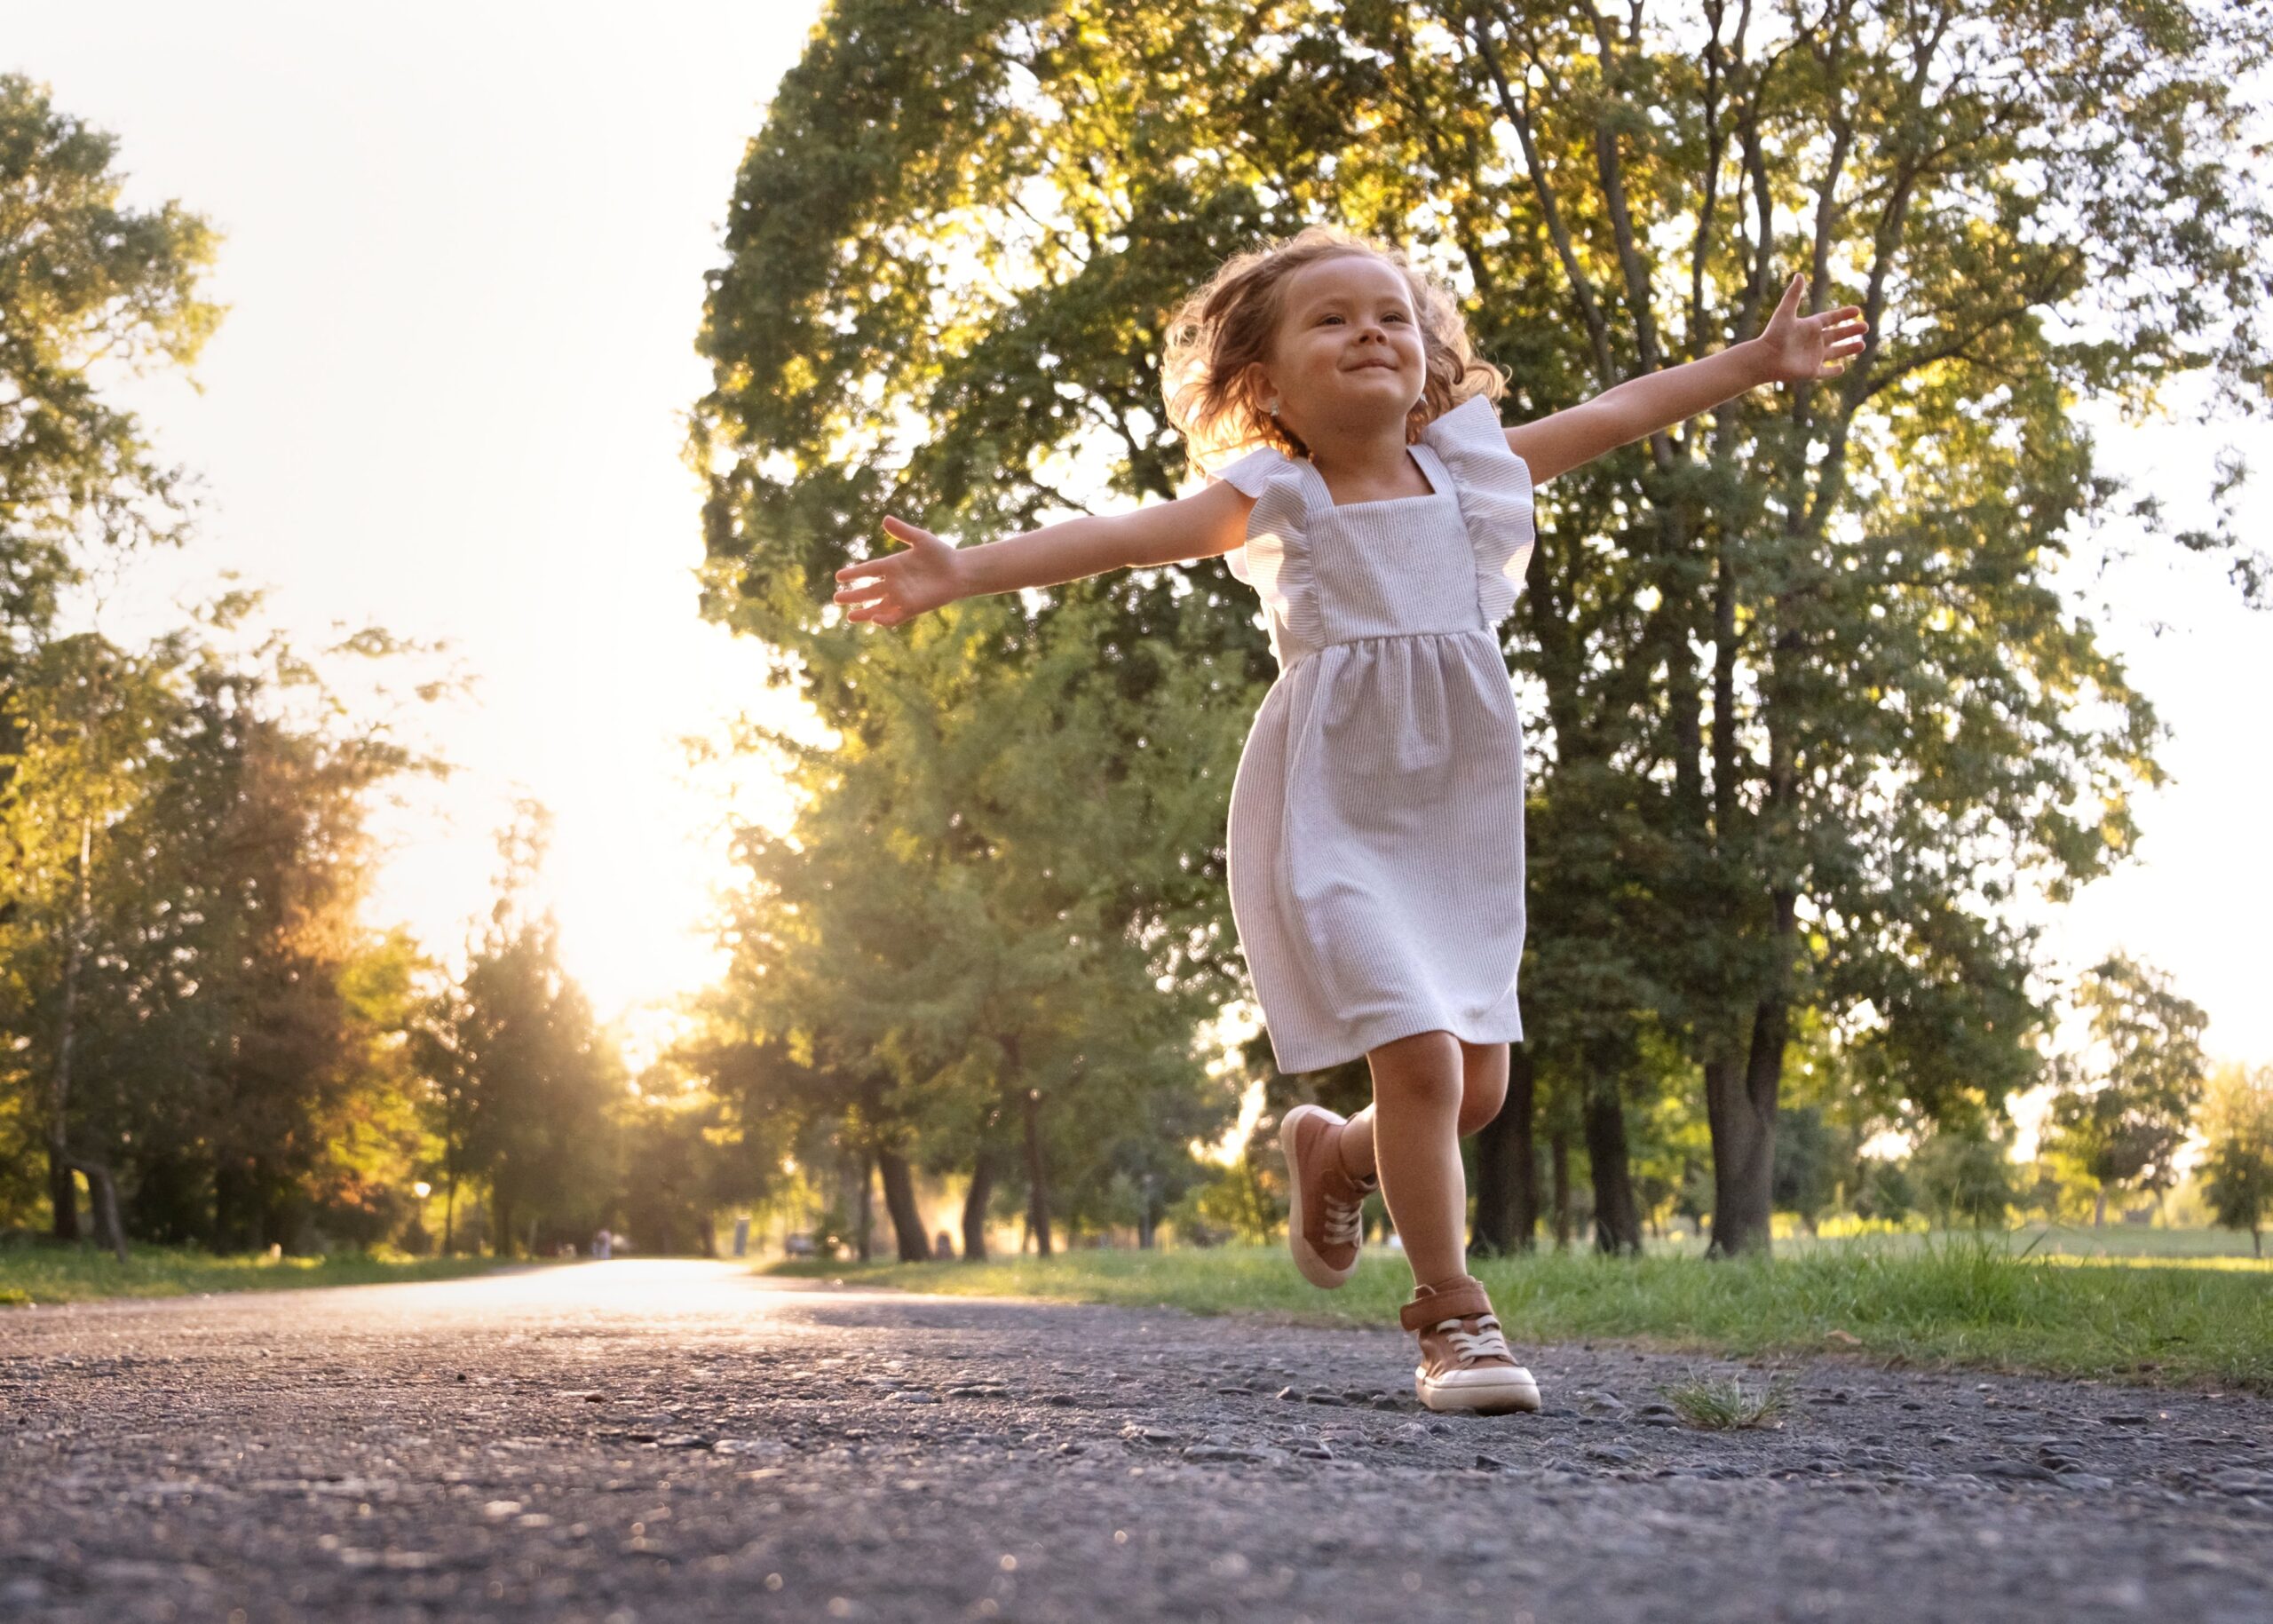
top-left (1398, 1275), bottom-right (1492, 1331)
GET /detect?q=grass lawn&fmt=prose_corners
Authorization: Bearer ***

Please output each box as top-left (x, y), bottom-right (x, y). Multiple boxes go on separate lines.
top-left (769, 1233), bottom-right (2273, 1394)
top-left (1708, 1223), bottom-right (2269, 1265)
top-left (0, 1240), bottom-right (527, 1308)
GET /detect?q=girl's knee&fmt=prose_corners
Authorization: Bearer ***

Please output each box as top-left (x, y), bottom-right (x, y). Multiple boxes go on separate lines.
top-left (1368, 1031), bottom-right (1462, 1115)
top-left (1374, 1065), bottom-right (1462, 1115)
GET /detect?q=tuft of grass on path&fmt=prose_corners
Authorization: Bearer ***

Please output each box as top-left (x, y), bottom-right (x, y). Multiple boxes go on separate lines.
top-left (1660, 1374), bottom-right (1792, 1430)
top-left (0, 1240), bottom-right (527, 1307)
top-left (768, 1233), bottom-right (2273, 1394)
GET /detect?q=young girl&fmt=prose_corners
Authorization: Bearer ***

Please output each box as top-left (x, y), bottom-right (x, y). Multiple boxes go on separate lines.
top-left (831, 225), bottom-right (1865, 1415)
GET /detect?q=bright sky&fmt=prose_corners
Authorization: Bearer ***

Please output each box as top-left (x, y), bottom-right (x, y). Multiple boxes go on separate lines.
top-left (6, 5), bottom-right (2267, 1079)
top-left (4, 2), bottom-right (836, 1058)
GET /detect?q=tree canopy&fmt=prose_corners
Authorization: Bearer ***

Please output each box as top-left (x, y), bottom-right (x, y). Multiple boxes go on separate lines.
top-left (692, 0), bottom-right (2272, 1254)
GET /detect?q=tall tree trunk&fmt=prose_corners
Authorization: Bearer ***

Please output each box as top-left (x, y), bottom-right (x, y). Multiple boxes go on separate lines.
top-left (1707, 999), bottom-right (1792, 1256)
top-left (1021, 1085), bottom-right (1052, 1258)
top-left (70, 1159), bottom-right (129, 1263)
top-left (2092, 1183), bottom-right (2107, 1228)
top-left (853, 1147), bottom-right (875, 1261)
top-left (875, 1146), bottom-right (930, 1263)
top-left (443, 1165), bottom-right (458, 1256)
top-left (1550, 1128), bottom-right (1572, 1251)
top-left (494, 1187), bottom-right (515, 1260)
top-left (1585, 1084), bottom-right (1643, 1256)
top-left (1471, 1045), bottom-right (1538, 1256)
top-left (1704, 1051), bottom-right (1770, 1256)
top-left (961, 1147), bottom-right (996, 1263)
top-left (47, 813), bottom-right (92, 1244)
top-left (1708, 885), bottom-right (1799, 1257)
top-left (48, 1149), bottom-right (80, 1243)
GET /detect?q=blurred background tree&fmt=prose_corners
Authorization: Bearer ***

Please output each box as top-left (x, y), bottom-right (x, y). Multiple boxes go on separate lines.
top-left (2198, 1063), bottom-right (2273, 1256)
top-left (2045, 954), bottom-right (2210, 1226)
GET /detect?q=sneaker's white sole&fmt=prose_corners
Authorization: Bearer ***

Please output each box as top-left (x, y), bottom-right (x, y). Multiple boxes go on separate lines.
top-left (1279, 1104), bottom-right (1356, 1290)
top-left (1415, 1366), bottom-right (1543, 1415)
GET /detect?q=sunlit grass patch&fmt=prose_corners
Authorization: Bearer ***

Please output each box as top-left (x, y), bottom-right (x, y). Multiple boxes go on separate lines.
top-left (1659, 1373), bottom-right (1791, 1430)
top-left (0, 1240), bottom-right (524, 1306)
top-left (770, 1231), bottom-right (2273, 1393)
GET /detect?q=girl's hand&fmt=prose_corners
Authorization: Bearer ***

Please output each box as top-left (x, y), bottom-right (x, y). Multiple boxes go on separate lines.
top-left (830, 515), bottom-right (965, 627)
top-left (1754, 273), bottom-right (1868, 384)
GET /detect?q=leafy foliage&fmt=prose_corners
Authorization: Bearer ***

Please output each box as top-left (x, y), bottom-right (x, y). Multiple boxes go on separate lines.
top-left (691, 0), bottom-right (2270, 1256)
top-left (686, 590), bottom-right (1246, 1252)
top-left (2200, 1063), bottom-right (2273, 1256)
top-left (2046, 953), bottom-right (2210, 1217)
top-left (0, 73), bottom-right (219, 645)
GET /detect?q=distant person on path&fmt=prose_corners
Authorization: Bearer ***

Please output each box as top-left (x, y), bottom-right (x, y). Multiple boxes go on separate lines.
top-left (831, 225), bottom-right (1863, 1414)
top-left (590, 1228), bottom-right (613, 1260)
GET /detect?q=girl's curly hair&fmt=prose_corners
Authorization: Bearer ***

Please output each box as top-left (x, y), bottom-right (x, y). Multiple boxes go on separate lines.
top-left (1160, 224), bottom-right (1508, 484)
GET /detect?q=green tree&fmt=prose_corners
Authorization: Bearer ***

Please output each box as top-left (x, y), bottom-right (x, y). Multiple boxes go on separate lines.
top-left (1911, 1124), bottom-right (2019, 1228)
top-left (0, 74), bottom-right (218, 650)
top-left (1771, 1105), bottom-right (1843, 1234)
top-left (306, 927), bottom-right (442, 1250)
top-left (611, 1057), bottom-right (762, 1258)
top-left (2046, 954), bottom-right (2210, 1226)
top-left (692, 1), bottom-right (2272, 1262)
top-left (0, 606), bottom-right (442, 1252)
top-left (2199, 1062), bottom-right (2273, 1257)
top-left (697, 591), bottom-right (1241, 1259)
top-left (0, 630), bottom-right (180, 1252)
top-left (416, 805), bottom-right (621, 1257)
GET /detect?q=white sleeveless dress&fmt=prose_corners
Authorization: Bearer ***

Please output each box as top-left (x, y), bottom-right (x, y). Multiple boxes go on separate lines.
top-left (1210, 392), bottom-right (1537, 1074)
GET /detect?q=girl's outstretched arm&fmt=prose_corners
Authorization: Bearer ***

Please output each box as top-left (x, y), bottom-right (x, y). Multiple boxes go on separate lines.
top-left (830, 479), bottom-right (1255, 628)
top-left (1505, 273), bottom-right (1867, 485)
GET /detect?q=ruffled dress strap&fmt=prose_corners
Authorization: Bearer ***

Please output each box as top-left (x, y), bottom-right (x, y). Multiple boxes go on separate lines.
top-left (1417, 392), bottom-right (1537, 629)
top-left (1208, 443), bottom-right (1325, 664)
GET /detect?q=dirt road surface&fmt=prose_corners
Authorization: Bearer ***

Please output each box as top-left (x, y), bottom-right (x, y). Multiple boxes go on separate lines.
top-left (4, 1259), bottom-right (2269, 1621)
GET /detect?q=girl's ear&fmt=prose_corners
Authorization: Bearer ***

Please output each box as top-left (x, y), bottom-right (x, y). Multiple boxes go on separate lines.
top-left (1241, 360), bottom-right (1284, 421)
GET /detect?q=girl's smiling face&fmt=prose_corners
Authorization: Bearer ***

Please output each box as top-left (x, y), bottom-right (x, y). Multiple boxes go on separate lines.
top-left (1257, 252), bottom-right (1426, 443)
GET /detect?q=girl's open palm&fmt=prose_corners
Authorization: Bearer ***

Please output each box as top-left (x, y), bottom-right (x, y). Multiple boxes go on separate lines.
top-left (831, 515), bottom-right (963, 628)
top-left (1757, 273), bottom-right (1868, 384)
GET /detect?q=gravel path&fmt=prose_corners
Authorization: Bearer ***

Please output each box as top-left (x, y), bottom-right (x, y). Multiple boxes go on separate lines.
top-left (3, 1258), bottom-right (2269, 1622)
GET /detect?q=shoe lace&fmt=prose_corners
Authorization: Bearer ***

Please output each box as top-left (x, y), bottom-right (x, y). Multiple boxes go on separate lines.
top-left (1319, 1173), bottom-right (1372, 1247)
top-left (1431, 1312), bottom-right (1515, 1366)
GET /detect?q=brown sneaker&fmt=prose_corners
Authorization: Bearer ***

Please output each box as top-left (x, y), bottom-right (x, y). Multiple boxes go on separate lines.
top-left (1279, 1104), bottom-right (1377, 1289)
top-left (1399, 1275), bottom-right (1541, 1414)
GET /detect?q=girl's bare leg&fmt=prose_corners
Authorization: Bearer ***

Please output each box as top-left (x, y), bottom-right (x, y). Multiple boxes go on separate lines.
top-left (1335, 1037), bottom-right (1509, 1182)
top-left (1329, 1032), bottom-right (1509, 1289)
